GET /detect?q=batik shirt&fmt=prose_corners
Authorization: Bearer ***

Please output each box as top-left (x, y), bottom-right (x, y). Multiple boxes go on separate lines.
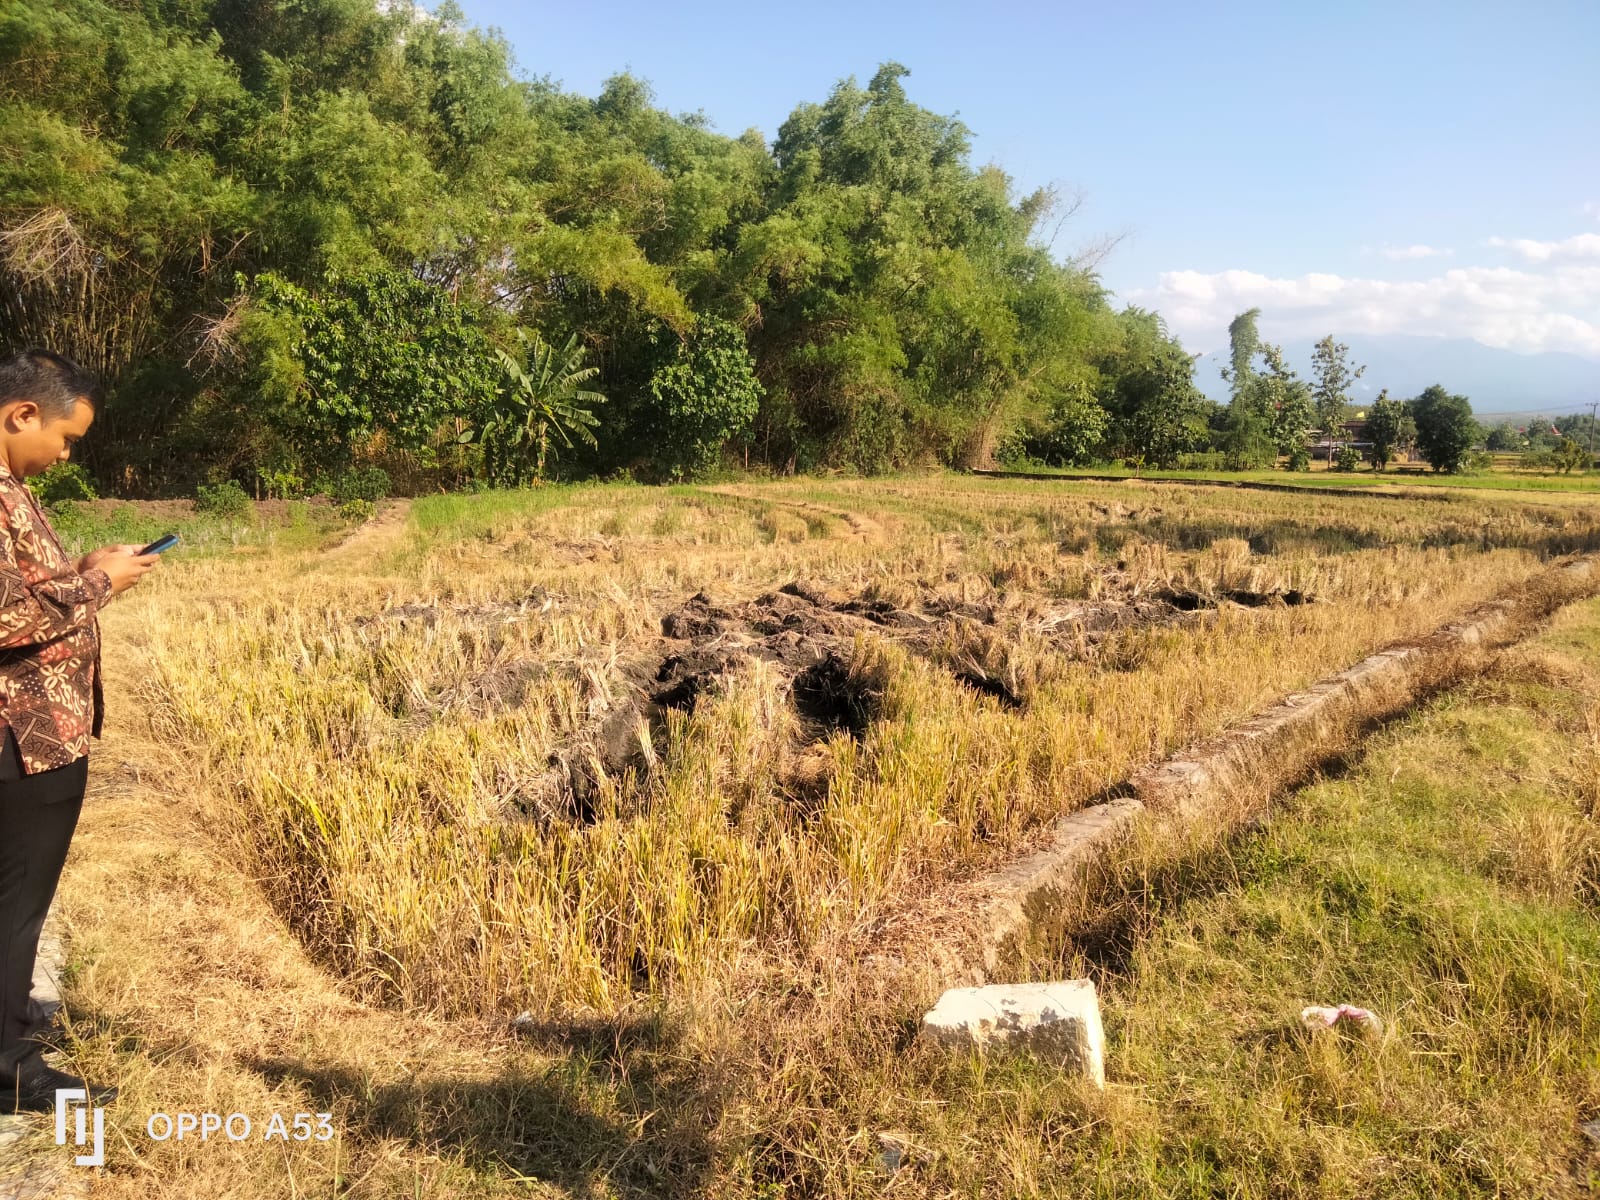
top-left (0, 462), bottom-right (111, 773)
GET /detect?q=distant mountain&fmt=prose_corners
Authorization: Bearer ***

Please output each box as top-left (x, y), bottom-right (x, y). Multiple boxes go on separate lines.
top-left (1193, 334), bottom-right (1597, 414)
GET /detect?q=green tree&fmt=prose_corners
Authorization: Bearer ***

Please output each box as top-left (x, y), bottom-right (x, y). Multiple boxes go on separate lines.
top-left (237, 268), bottom-right (501, 479)
top-left (1524, 418), bottom-right (1562, 451)
top-left (1219, 308), bottom-right (1261, 403)
top-left (1260, 344), bottom-right (1315, 456)
top-left (0, 2), bottom-right (1139, 493)
top-left (1022, 385), bottom-right (1109, 467)
top-left (1409, 384), bottom-right (1480, 473)
top-left (1214, 309), bottom-right (1272, 468)
top-left (1217, 393), bottom-right (1276, 469)
top-left (1364, 389), bottom-right (1414, 471)
top-left (1554, 437), bottom-right (1590, 474)
top-left (1097, 309), bottom-right (1207, 469)
top-left (1484, 421), bottom-right (1523, 452)
top-left (1213, 333), bottom-right (1309, 469)
top-left (474, 332), bottom-right (605, 487)
top-left (1555, 412), bottom-right (1597, 456)
top-left (1310, 335), bottom-right (1365, 465)
top-left (730, 63), bottom-right (1110, 473)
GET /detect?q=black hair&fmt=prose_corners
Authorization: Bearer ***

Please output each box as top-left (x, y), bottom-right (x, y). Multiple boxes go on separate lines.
top-left (0, 348), bottom-right (102, 421)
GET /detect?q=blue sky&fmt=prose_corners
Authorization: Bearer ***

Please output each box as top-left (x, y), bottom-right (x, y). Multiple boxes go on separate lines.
top-left (456, 0), bottom-right (1600, 361)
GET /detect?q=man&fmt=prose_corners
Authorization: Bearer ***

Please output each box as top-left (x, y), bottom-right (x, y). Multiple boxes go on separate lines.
top-left (0, 348), bottom-right (156, 1112)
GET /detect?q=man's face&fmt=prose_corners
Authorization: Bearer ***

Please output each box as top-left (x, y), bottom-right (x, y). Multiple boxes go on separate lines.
top-left (5, 398), bottom-right (94, 478)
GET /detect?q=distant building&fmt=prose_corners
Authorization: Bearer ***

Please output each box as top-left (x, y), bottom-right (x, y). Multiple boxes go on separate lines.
top-left (1305, 417), bottom-right (1418, 461)
top-left (1307, 419), bottom-right (1372, 453)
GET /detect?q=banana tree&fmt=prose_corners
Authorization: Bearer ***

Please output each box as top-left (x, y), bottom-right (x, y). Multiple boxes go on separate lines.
top-left (464, 330), bottom-right (605, 486)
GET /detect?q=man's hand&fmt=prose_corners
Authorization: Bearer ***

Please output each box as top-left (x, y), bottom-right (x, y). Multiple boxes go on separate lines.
top-left (78, 543), bottom-right (145, 573)
top-left (92, 547), bottom-right (159, 596)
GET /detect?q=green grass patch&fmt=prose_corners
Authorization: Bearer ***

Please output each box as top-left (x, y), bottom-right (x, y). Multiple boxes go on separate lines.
top-left (408, 482), bottom-right (642, 544)
top-left (1057, 604), bottom-right (1595, 1193)
top-left (734, 599), bottom-right (1600, 1197)
top-left (49, 499), bottom-right (347, 559)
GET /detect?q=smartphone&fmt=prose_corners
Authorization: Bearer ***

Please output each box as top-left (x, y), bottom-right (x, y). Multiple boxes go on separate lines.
top-left (138, 532), bottom-right (180, 556)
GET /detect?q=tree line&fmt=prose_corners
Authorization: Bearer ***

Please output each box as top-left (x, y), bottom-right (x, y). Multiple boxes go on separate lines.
top-left (1030, 306), bottom-right (1590, 476)
top-left (3, 2), bottom-right (1584, 498)
top-left (1, 0), bottom-right (1217, 496)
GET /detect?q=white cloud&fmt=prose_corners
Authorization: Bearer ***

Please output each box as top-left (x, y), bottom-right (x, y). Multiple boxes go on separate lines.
top-left (1487, 233), bottom-right (1600, 262)
top-left (1379, 244), bottom-right (1453, 260)
top-left (1133, 259), bottom-right (1600, 359)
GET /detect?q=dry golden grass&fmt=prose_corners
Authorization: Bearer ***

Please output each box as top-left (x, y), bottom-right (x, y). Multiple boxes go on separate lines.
top-left (28, 472), bottom-right (1600, 1197)
top-left (126, 475), bottom-right (1600, 1017)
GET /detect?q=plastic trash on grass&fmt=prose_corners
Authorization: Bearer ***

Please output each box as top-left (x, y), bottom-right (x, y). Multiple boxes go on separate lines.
top-left (1301, 1004), bottom-right (1383, 1036)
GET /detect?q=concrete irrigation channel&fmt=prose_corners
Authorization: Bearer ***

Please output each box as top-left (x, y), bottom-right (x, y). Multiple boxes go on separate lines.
top-left (920, 554), bottom-right (1599, 988)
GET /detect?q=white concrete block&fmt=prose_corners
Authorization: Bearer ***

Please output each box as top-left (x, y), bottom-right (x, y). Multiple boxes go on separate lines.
top-left (921, 980), bottom-right (1105, 1085)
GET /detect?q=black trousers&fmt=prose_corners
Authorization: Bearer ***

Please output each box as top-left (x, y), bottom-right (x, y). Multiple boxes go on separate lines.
top-left (0, 732), bottom-right (87, 1072)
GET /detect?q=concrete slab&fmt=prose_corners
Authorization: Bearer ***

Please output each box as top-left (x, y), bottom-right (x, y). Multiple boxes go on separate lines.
top-left (922, 980), bottom-right (1106, 1085)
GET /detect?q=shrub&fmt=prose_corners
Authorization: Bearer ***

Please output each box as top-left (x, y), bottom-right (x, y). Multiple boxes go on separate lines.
top-left (195, 479), bottom-right (252, 518)
top-left (1555, 437), bottom-right (1591, 474)
top-left (259, 466), bottom-right (305, 500)
top-left (1522, 448), bottom-right (1559, 471)
top-left (1286, 446), bottom-right (1311, 471)
top-left (991, 429), bottom-right (1039, 469)
top-left (1332, 444), bottom-right (1361, 472)
top-left (644, 317), bottom-right (763, 480)
top-left (45, 500), bottom-right (84, 538)
top-left (329, 466), bottom-right (390, 503)
top-left (242, 269), bottom-right (501, 477)
top-left (45, 501), bottom-right (162, 556)
top-left (32, 462), bottom-right (97, 506)
top-left (1175, 451), bottom-right (1227, 471)
top-left (338, 498), bottom-right (376, 522)
top-left (1024, 390), bottom-right (1109, 467)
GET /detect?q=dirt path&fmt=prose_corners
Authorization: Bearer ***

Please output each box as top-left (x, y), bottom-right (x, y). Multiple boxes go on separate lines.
top-left (322, 496), bottom-right (413, 559)
top-left (0, 664), bottom-right (150, 1192)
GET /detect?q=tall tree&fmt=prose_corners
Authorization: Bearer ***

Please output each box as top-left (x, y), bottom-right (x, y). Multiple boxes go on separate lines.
top-left (1310, 335), bottom-right (1366, 465)
top-left (1219, 308), bottom-right (1261, 403)
top-left (0, 3), bottom-right (1137, 493)
top-left (732, 63), bottom-right (1111, 473)
top-left (1211, 309), bottom-right (1277, 468)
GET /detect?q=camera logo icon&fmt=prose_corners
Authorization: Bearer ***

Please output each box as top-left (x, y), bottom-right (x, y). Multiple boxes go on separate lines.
top-left (54, 1088), bottom-right (104, 1168)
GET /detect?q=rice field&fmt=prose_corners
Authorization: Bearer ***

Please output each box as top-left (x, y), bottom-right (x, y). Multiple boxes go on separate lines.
top-left (23, 470), bottom-right (1595, 1198)
top-left (119, 473), bottom-right (1600, 1018)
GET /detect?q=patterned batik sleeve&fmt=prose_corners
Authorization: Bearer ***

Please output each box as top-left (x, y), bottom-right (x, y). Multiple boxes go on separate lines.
top-left (0, 500), bottom-right (112, 649)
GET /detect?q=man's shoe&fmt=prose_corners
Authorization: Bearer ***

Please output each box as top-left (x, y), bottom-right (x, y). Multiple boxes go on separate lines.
top-left (0, 1058), bottom-right (117, 1114)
